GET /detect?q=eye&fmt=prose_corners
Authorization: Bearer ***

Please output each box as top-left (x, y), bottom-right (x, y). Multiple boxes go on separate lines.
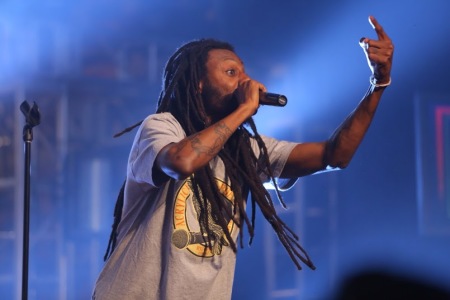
top-left (226, 69), bottom-right (236, 76)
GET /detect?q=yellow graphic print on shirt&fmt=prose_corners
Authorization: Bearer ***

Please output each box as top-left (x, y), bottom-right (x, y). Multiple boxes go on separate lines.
top-left (171, 178), bottom-right (236, 257)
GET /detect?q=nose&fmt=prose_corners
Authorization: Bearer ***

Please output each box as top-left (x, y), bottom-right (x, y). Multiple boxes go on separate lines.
top-left (239, 73), bottom-right (250, 84)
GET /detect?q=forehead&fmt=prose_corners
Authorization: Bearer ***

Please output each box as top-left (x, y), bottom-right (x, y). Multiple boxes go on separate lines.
top-left (206, 49), bottom-right (243, 66)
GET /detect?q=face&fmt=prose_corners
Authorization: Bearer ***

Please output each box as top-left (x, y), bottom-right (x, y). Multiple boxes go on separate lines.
top-left (199, 49), bottom-right (248, 121)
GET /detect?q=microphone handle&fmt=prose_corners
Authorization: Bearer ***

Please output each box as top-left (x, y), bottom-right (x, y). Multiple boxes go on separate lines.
top-left (259, 92), bottom-right (288, 107)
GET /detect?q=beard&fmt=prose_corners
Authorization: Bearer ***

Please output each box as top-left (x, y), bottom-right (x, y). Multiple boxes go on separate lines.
top-left (201, 79), bottom-right (237, 120)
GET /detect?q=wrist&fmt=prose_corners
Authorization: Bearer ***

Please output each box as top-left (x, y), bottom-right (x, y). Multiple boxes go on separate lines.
top-left (224, 104), bottom-right (254, 127)
top-left (236, 102), bottom-right (257, 118)
top-left (370, 75), bottom-right (391, 88)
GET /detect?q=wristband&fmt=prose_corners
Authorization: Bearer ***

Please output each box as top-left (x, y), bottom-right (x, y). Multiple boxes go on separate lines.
top-left (370, 76), bottom-right (391, 88)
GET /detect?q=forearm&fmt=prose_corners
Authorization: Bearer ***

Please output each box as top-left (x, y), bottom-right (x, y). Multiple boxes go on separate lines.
top-left (325, 84), bottom-right (386, 168)
top-left (282, 16), bottom-right (393, 178)
top-left (157, 105), bottom-right (253, 179)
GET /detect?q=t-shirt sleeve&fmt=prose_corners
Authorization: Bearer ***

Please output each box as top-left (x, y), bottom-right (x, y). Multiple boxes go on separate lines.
top-left (255, 135), bottom-right (299, 191)
top-left (128, 113), bottom-right (185, 187)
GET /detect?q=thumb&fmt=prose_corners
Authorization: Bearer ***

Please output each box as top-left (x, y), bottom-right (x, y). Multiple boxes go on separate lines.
top-left (359, 37), bottom-right (369, 50)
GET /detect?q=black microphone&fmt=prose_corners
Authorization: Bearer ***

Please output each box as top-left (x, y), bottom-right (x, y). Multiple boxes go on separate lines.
top-left (259, 91), bottom-right (288, 107)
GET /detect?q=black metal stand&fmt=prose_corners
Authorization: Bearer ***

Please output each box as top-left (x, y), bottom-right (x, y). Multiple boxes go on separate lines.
top-left (20, 101), bottom-right (40, 300)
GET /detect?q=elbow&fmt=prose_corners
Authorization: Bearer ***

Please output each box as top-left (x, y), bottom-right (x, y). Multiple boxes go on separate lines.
top-left (333, 161), bottom-right (349, 170)
top-left (164, 159), bottom-right (195, 181)
top-left (324, 142), bottom-right (353, 170)
top-left (157, 146), bottom-right (196, 181)
top-left (327, 158), bottom-right (351, 170)
top-left (163, 150), bottom-right (197, 180)
top-left (166, 169), bottom-right (192, 181)
top-left (158, 141), bottom-right (212, 180)
top-left (174, 168), bottom-right (195, 181)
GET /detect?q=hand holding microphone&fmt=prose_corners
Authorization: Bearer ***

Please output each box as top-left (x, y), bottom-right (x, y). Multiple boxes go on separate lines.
top-left (235, 79), bottom-right (288, 109)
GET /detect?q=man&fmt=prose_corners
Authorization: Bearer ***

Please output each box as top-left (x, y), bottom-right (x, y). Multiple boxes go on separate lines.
top-left (92, 15), bottom-right (393, 299)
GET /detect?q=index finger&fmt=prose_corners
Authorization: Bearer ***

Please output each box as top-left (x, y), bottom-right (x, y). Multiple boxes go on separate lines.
top-left (368, 16), bottom-right (390, 41)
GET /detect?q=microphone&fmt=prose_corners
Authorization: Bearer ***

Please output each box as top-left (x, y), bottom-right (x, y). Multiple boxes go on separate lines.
top-left (172, 229), bottom-right (208, 249)
top-left (259, 91), bottom-right (288, 107)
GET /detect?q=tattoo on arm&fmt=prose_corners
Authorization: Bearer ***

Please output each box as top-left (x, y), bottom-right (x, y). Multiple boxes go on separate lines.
top-left (176, 121), bottom-right (233, 157)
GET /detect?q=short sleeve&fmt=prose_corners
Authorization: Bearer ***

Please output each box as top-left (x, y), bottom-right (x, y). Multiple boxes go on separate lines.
top-left (252, 135), bottom-right (298, 190)
top-left (128, 113), bottom-right (185, 187)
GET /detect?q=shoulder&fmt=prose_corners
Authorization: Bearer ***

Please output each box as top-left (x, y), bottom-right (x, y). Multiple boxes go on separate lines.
top-left (142, 112), bottom-right (178, 127)
top-left (139, 112), bottom-right (185, 138)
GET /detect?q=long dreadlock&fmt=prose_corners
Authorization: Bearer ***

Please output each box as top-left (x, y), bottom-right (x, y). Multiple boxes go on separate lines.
top-left (104, 38), bottom-right (315, 270)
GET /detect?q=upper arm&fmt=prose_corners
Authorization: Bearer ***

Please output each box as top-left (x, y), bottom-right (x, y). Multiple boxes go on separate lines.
top-left (129, 114), bottom-right (185, 187)
top-left (280, 141), bottom-right (329, 178)
top-left (152, 141), bottom-right (194, 185)
top-left (152, 144), bottom-right (172, 187)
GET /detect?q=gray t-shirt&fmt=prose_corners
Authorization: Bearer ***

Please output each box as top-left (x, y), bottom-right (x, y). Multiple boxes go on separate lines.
top-left (92, 112), bottom-right (297, 300)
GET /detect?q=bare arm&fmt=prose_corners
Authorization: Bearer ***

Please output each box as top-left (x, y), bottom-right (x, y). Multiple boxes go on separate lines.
top-left (155, 79), bottom-right (264, 182)
top-left (281, 16), bottom-right (394, 178)
top-left (156, 106), bottom-right (250, 180)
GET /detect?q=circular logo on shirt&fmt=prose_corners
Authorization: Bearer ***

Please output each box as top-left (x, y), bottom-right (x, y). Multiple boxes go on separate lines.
top-left (171, 178), bottom-right (236, 257)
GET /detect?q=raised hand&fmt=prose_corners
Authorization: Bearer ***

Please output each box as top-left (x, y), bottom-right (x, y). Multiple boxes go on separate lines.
top-left (359, 16), bottom-right (394, 84)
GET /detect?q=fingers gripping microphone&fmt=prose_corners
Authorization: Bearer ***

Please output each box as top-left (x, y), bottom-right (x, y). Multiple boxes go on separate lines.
top-left (259, 91), bottom-right (288, 107)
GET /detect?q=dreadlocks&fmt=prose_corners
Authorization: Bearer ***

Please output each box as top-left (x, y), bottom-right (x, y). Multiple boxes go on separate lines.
top-left (105, 38), bottom-right (315, 270)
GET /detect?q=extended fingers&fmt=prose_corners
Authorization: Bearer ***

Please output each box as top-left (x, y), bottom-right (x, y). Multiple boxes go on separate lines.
top-left (358, 16), bottom-right (394, 82)
top-left (369, 16), bottom-right (390, 41)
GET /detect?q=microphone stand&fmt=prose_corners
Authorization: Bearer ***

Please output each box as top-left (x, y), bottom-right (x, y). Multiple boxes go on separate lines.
top-left (20, 101), bottom-right (41, 300)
